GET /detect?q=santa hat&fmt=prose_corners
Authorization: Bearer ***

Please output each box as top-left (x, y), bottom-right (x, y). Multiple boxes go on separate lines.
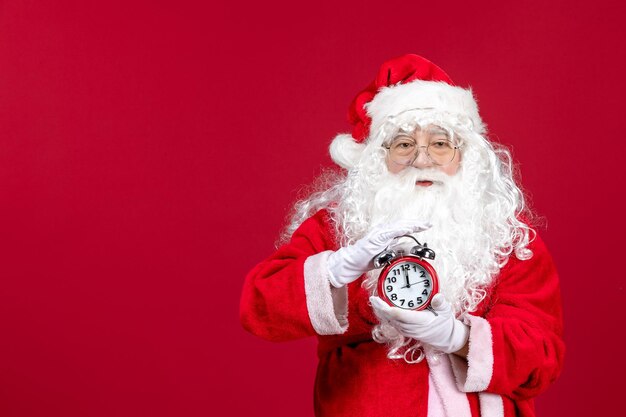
top-left (330, 54), bottom-right (485, 169)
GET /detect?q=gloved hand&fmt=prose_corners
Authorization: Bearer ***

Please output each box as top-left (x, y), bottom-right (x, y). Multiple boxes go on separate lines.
top-left (326, 220), bottom-right (430, 288)
top-left (369, 294), bottom-right (469, 354)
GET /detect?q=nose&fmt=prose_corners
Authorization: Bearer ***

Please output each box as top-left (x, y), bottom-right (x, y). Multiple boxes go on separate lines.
top-left (411, 146), bottom-right (433, 169)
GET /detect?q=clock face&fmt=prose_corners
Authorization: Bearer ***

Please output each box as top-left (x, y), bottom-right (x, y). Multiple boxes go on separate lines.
top-left (378, 258), bottom-right (438, 310)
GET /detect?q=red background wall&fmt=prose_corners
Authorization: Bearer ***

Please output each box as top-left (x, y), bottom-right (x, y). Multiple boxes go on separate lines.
top-left (0, 1), bottom-right (624, 416)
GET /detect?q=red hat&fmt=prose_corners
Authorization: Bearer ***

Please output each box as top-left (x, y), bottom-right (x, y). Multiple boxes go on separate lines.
top-left (348, 54), bottom-right (455, 142)
top-left (329, 54), bottom-right (483, 169)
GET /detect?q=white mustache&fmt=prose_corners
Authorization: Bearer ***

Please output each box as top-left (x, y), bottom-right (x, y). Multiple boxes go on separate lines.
top-left (401, 167), bottom-right (451, 184)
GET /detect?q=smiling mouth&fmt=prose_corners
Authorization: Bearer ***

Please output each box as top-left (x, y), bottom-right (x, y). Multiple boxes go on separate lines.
top-left (415, 180), bottom-right (434, 187)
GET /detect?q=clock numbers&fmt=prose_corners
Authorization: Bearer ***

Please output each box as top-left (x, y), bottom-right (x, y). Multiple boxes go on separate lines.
top-left (380, 259), bottom-right (436, 310)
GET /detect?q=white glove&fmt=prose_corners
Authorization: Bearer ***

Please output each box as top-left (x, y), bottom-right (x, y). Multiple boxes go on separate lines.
top-left (326, 220), bottom-right (431, 288)
top-left (370, 294), bottom-right (469, 354)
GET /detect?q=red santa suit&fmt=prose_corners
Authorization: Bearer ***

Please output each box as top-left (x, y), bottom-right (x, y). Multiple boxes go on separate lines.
top-left (240, 209), bottom-right (565, 417)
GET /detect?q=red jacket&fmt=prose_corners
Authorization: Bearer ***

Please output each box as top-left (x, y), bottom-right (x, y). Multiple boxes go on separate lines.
top-left (240, 210), bottom-right (565, 417)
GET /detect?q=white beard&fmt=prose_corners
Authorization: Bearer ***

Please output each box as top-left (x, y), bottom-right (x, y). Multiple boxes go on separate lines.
top-left (282, 135), bottom-right (532, 361)
top-left (363, 166), bottom-right (501, 315)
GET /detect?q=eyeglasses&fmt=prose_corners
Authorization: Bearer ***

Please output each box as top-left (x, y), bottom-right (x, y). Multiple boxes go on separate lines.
top-left (382, 125), bottom-right (461, 167)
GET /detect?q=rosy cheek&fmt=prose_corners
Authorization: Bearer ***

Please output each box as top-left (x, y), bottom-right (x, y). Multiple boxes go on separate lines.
top-left (385, 158), bottom-right (404, 174)
top-left (441, 163), bottom-right (459, 176)
top-left (441, 153), bottom-right (461, 176)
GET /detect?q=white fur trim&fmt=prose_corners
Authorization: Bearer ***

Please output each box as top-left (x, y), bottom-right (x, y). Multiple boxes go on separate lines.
top-left (449, 315), bottom-right (494, 392)
top-left (366, 80), bottom-right (485, 137)
top-left (427, 353), bottom-right (472, 417)
top-left (478, 393), bottom-right (504, 417)
top-left (427, 372), bottom-right (446, 417)
top-left (329, 133), bottom-right (366, 169)
top-left (303, 251), bottom-right (349, 335)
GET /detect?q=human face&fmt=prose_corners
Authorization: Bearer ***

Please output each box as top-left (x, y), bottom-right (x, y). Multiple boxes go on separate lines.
top-left (385, 126), bottom-right (461, 184)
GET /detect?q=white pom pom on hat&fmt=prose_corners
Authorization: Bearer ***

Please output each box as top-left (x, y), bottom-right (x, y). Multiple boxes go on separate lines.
top-left (329, 134), bottom-right (366, 170)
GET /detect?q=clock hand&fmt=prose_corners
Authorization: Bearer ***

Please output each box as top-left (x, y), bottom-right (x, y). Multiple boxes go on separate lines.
top-left (404, 269), bottom-right (410, 288)
top-left (400, 279), bottom-right (429, 289)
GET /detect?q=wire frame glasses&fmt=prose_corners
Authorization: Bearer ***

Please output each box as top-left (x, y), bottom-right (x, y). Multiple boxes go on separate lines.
top-left (382, 125), bottom-right (461, 166)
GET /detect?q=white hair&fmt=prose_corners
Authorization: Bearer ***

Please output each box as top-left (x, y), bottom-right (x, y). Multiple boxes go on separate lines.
top-left (281, 124), bottom-right (534, 362)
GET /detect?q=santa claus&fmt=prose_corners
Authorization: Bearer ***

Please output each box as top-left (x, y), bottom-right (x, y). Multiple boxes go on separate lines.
top-left (240, 54), bottom-right (564, 417)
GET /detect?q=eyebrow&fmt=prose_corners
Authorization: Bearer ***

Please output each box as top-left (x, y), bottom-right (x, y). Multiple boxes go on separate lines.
top-left (393, 130), bottom-right (416, 137)
top-left (393, 131), bottom-right (415, 139)
top-left (426, 126), bottom-right (449, 134)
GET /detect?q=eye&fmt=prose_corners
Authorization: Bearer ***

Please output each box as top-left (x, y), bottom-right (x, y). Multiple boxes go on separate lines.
top-left (430, 140), bottom-right (452, 148)
top-left (390, 136), bottom-right (416, 151)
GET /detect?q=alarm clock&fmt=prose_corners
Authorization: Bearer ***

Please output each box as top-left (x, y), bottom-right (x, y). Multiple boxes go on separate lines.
top-left (374, 235), bottom-right (439, 311)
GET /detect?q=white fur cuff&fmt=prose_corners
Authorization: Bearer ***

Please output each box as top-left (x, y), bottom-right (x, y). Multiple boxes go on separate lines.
top-left (304, 251), bottom-right (349, 335)
top-left (449, 315), bottom-right (494, 392)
